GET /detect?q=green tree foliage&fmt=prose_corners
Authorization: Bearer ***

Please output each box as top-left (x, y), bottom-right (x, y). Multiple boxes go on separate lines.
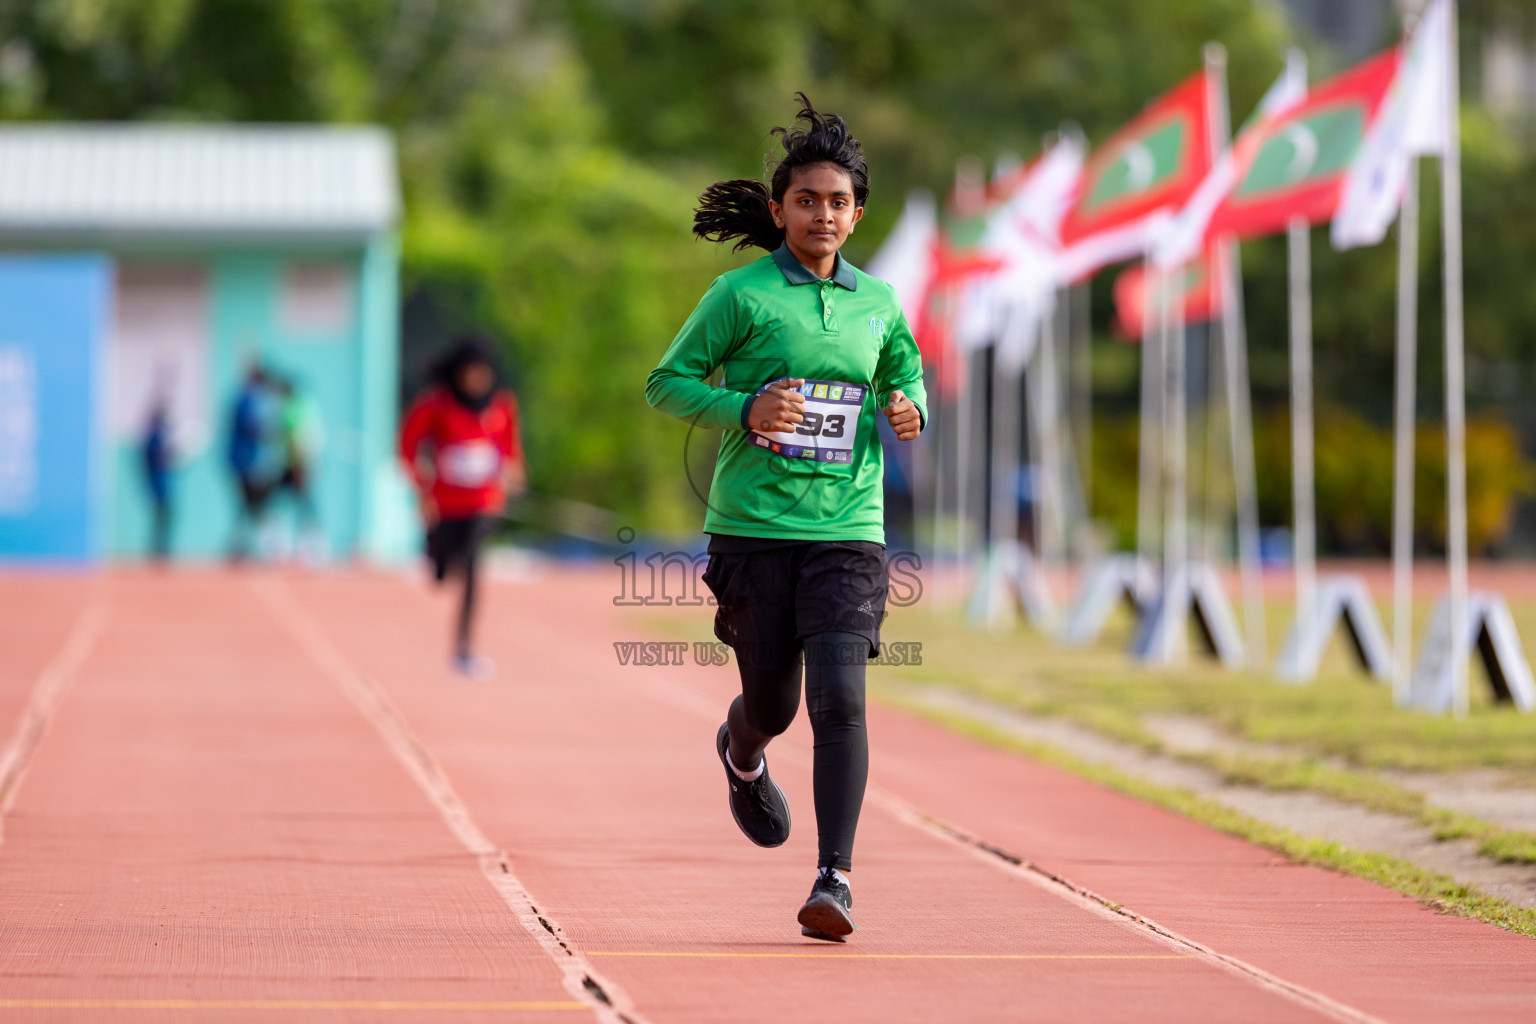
top-left (0, 0), bottom-right (728, 529)
top-left (2, 0), bottom-right (1534, 545)
top-left (554, 0), bottom-right (1291, 258)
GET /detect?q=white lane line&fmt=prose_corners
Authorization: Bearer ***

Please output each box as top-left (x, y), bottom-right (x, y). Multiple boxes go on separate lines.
top-left (635, 671), bottom-right (1386, 1024)
top-left (254, 579), bottom-right (650, 1024)
top-left (0, 598), bottom-right (108, 834)
top-left (877, 798), bottom-right (1390, 1024)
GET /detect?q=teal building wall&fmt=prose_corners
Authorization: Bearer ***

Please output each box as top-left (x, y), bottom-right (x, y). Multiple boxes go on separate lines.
top-left (102, 238), bottom-right (411, 563)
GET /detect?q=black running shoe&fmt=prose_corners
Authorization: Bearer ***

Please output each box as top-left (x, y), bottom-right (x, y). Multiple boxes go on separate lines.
top-left (715, 723), bottom-right (791, 848)
top-left (798, 868), bottom-right (854, 942)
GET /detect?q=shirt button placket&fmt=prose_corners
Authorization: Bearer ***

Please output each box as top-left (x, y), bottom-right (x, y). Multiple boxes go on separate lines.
top-left (821, 281), bottom-right (837, 333)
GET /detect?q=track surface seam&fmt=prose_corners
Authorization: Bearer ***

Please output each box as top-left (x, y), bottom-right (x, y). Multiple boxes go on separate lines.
top-left (636, 670), bottom-right (1386, 1024)
top-left (255, 578), bottom-right (650, 1024)
top-left (0, 596), bottom-right (108, 834)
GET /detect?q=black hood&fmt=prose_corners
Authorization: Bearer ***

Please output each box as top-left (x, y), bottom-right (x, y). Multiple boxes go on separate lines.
top-left (430, 335), bottom-right (501, 412)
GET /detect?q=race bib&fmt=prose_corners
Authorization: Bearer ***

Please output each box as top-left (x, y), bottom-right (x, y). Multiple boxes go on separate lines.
top-left (747, 378), bottom-right (864, 464)
top-left (438, 440), bottom-right (501, 487)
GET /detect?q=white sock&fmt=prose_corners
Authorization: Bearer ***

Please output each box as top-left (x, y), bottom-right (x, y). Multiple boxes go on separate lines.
top-left (820, 867), bottom-right (849, 887)
top-left (726, 744), bottom-right (765, 782)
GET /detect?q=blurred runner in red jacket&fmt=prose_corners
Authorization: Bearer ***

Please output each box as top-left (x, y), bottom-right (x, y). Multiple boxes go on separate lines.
top-left (400, 336), bottom-right (525, 679)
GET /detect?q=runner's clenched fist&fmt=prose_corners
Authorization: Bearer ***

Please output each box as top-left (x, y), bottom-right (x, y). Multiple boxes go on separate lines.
top-left (883, 389), bottom-right (921, 441)
top-left (749, 377), bottom-right (807, 433)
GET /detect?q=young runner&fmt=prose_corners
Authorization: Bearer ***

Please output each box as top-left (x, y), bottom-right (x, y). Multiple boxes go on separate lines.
top-left (646, 94), bottom-right (926, 942)
top-left (400, 336), bottom-right (526, 680)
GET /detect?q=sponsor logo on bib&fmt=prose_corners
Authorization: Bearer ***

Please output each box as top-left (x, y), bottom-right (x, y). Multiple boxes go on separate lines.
top-left (747, 377), bottom-right (862, 465)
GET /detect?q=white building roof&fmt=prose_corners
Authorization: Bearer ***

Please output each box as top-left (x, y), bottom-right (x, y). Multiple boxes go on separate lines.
top-left (0, 124), bottom-right (398, 239)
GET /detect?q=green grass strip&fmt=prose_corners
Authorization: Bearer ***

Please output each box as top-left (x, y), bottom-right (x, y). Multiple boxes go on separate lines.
top-left (884, 694), bottom-right (1536, 941)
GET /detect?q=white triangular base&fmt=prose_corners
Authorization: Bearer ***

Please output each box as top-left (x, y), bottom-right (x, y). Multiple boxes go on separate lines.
top-left (1406, 592), bottom-right (1536, 713)
top-left (966, 540), bottom-right (1056, 631)
top-left (1061, 554), bottom-right (1157, 647)
top-left (1131, 563), bottom-right (1245, 669)
top-left (1275, 574), bottom-right (1392, 683)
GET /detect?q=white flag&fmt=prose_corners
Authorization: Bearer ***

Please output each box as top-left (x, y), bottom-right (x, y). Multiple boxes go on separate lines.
top-left (956, 134), bottom-right (1086, 368)
top-left (1154, 63), bottom-right (1306, 269)
top-left (1331, 0), bottom-right (1453, 251)
top-left (866, 189), bottom-right (938, 324)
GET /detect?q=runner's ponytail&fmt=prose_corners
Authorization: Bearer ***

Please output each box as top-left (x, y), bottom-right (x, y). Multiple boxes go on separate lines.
top-left (693, 92), bottom-right (869, 253)
top-left (693, 178), bottom-right (781, 253)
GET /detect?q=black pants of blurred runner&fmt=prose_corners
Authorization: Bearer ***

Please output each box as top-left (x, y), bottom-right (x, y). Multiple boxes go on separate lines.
top-left (228, 475), bottom-right (271, 562)
top-left (277, 461), bottom-right (318, 529)
top-left (150, 493), bottom-right (172, 562)
top-left (427, 515), bottom-right (490, 659)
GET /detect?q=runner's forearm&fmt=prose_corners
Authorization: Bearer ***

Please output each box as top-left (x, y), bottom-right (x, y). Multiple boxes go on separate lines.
top-left (645, 367), bottom-right (753, 430)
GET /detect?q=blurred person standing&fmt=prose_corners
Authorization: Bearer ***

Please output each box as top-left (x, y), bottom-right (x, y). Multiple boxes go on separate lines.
top-left (399, 336), bottom-right (525, 679)
top-left (273, 375), bottom-right (327, 565)
top-left (141, 397), bottom-right (175, 562)
top-left (226, 363), bottom-right (280, 562)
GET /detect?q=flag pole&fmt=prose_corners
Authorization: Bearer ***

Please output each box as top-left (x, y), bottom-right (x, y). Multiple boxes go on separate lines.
top-left (1442, 1), bottom-right (1469, 717)
top-left (956, 345), bottom-right (975, 602)
top-left (1201, 299), bottom-right (1227, 567)
top-left (1286, 48), bottom-right (1317, 662)
top-left (1163, 258), bottom-right (1190, 664)
top-left (1136, 255), bottom-right (1164, 577)
top-left (993, 322), bottom-right (1031, 626)
top-left (1288, 212), bottom-right (1317, 650)
top-left (988, 345), bottom-right (1012, 624)
top-left (1072, 280), bottom-right (1093, 548)
top-left (1392, 159), bottom-right (1421, 705)
top-left (930, 354), bottom-right (949, 605)
top-left (1206, 43), bottom-right (1266, 667)
top-left (1040, 293), bottom-right (1067, 570)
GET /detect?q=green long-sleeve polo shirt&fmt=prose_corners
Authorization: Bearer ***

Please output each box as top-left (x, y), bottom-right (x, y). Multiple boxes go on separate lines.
top-left (646, 242), bottom-right (928, 544)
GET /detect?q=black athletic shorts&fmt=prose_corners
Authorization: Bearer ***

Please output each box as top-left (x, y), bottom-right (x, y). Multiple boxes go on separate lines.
top-left (701, 535), bottom-right (889, 664)
top-left (426, 515), bottom-right (490, 581)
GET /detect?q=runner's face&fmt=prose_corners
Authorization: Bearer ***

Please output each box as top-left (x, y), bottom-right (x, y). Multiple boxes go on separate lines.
top-left (456, 362), bottom-right (494, 399)
top-left (770, 163), bottom-right (864, 261)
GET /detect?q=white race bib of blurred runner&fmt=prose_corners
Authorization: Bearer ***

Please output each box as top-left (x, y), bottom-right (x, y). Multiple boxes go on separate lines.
top-left (438, 440), bottom-right (501, 487)
top-left (747, 378), bottom-right (863, 465)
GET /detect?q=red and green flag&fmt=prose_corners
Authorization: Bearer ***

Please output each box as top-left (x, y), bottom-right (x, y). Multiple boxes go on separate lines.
top-left (1208, 50), bottom-right (1400, 239)
top-left (1112, 247), bottom-right (1223, 340)
top-left (1058, 72), bottom-right (1214, 279)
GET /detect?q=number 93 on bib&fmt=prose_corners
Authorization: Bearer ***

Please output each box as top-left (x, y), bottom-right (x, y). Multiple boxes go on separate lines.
top-left (748, 378), bottom-right (863, 465)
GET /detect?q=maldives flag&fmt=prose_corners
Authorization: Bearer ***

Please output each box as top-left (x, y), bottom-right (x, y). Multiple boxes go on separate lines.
top-left (1058, 72), bottom-right (1214, 280)
top-left (1208, 50), bottom-right (1400, 239)
top-left (1112, 249), bottom-right (1224, 340)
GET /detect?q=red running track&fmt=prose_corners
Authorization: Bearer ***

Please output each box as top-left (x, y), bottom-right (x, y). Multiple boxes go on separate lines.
top-left (0, 566), bottom-right (1532, 1022)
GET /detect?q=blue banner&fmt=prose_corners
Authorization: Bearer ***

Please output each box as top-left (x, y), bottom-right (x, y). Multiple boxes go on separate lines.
top-left (0, 255), bottom-right (110, 562)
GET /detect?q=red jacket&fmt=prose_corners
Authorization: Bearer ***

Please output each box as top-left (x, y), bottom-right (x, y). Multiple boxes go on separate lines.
top-left (399, 387), bottom-right (523, 520)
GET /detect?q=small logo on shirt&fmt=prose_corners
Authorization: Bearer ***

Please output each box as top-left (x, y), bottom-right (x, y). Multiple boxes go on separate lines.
top-left (870, 316), bottom-right (886, 342)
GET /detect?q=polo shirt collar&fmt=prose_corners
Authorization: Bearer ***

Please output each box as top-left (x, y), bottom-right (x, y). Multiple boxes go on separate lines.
top-left (771, 241), bottom-right (858, 291)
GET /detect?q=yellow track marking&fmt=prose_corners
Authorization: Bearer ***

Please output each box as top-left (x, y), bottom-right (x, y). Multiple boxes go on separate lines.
top-left (586, 952), bottom-right (1191, 960)
top-left (0, 999), bottom-right (585, 1011)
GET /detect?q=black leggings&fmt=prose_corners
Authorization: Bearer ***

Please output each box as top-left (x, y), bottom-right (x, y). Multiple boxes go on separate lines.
top-left (428, 516), bottom-right (486, 659)
top-left (455, 547), bottom-right (479, 659)
top-left (725, 631), bottom-right (868, 872)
